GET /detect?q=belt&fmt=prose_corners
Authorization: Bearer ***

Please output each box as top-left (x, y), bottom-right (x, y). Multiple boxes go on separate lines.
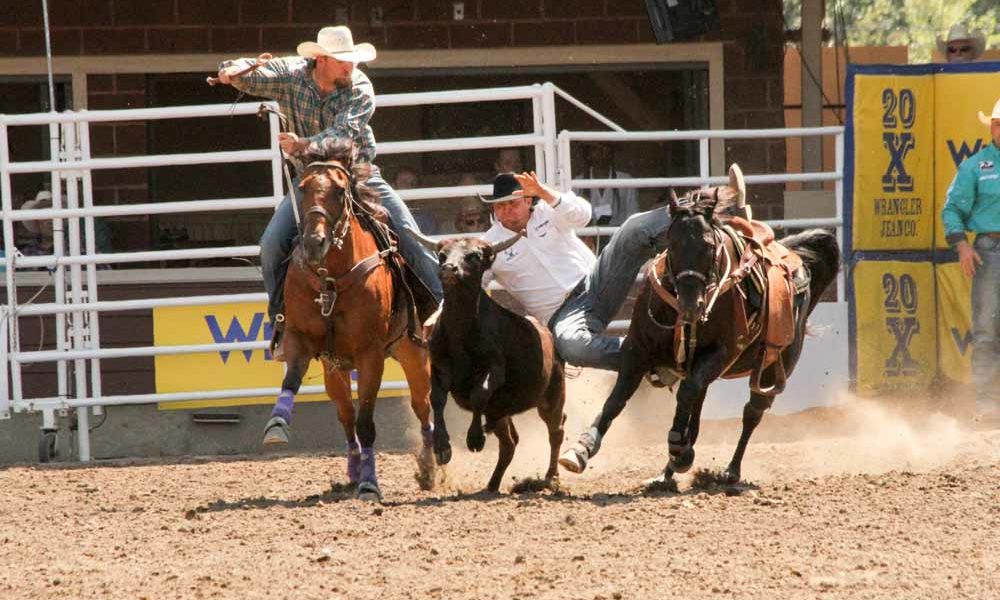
top-left (980, 232), bottom-right (1000, 239)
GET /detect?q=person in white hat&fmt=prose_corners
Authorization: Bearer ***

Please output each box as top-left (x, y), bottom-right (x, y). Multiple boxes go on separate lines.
top-left (937, 22), bottom-right (986, 63)
top-left (19, 190), bottom-right (55, 256)
top-left (214, 26), bottom-right (442, 360)
top-left (941, 98), bottom-right (1000, 423)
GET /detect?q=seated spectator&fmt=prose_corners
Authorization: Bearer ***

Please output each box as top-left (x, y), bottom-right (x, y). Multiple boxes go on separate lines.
top-left (494, 148), bottom-right (524, 175)
top-left (574, 142), bottom-right (639, 227)
top-left (19, 189), bottom-right (113, 268)
top-left (453, 197), bottom-right (490, 234)
top-left (393, 165), bottom-right (438, 234)
top-left (19, 190), bottom-right (55, 257)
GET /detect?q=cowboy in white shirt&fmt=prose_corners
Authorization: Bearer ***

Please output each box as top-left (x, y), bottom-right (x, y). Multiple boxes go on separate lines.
top-left (481, 171), bottom-right (673, 372)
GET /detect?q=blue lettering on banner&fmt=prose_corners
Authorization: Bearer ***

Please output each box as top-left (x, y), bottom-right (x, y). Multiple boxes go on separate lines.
top-left (880, 88), bottom-right (916, 193)
top-left (881, 132), bottom-right (915, 192)
top-left (882, 272), bottom-right (920, 377)
top-left (946, 139), bottom-right (986, 168)
top-left (950, 327), bottom-right (974, 356)
top-left (204, 313), bottom-right (274, 363)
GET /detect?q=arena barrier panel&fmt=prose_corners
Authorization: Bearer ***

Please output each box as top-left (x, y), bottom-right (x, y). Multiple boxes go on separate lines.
top-left (844, 61), bottom-right (1000, 394)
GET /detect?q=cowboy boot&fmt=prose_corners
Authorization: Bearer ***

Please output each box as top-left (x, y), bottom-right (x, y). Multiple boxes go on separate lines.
top-left (270, 315), bottom-right (286, 362)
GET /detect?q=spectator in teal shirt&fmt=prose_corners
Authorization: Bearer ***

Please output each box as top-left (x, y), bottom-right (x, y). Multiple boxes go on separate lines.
top-left (941, 98), bottom-right (1000, 423)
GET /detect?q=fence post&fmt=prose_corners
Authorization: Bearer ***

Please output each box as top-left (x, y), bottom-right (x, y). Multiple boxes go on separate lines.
top-left (532, 88), bottom-right (545, 181)
top-left (63, 121), bottom-right (91, 462)
top-left (78, 116), bottom-right (104, 416)
top-left (835, 130), bottom-right (845, 302)
top-left (699, 137), bottom-right (710, 181)
top-left (541, 83), bottom-right (557, 184)
top-left (0, 119), bottom-right (25, 414)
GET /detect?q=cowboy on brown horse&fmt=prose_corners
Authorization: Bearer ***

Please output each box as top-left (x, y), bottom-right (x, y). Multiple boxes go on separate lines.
top-left (260, 138), bottom-right (438, 502)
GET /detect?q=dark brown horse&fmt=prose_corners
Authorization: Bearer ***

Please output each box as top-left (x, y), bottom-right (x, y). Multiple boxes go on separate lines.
top-left (560, 169), bottom-right (840, 488)
top-left (261, 139), bottom-right (434, 502)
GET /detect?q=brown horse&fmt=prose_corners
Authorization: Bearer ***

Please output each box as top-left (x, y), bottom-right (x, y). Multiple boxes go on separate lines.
top-left (261, 139), bottom-right (434, 502)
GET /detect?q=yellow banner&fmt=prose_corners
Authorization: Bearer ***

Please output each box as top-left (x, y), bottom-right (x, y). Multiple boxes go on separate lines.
top-left (153, 303), bottom-right (409, 410)
top-left (935, 262), bottom-right (973, 384)
top-left (933, 71), bottom-right (1000, 249)
top-left (851, 74), bottom-right (936, 251)
top-left (853, 261), bottom-right (937, 394)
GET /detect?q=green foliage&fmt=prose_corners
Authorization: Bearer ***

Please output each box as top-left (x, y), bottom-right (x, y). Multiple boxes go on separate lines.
top-left (783, 0), bottom-right (999, 63)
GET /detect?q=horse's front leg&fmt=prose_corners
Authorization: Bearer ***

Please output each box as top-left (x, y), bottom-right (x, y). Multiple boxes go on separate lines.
top-left (560, 339), bottom-right (649, 474)
top-left (467, 364), bottom-right (504, 453)
top-left (665, 345), bottom-right (728, 477)
top-left (354, 351), bottom-right (387, 502)
top-left (725, 392), bottom-right (774, 485)
top-left (393, 338), bottom-right (436, 486)
top-left (262, 331), bottom-right (313, 446)
top-left (324, 368), bottom-right (361, 484)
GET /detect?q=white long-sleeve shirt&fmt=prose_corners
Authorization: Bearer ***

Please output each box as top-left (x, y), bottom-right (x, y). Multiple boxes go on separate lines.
top-left (482, 191), bottom-right (596, 325)
top-left (574, 167), bottom-right (640, 226)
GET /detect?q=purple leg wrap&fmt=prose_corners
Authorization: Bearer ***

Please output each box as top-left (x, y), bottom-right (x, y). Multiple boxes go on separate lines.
top-left (347, 440), bottom-right (361, 483)
top-left (359, 447), bottom-right (378, 485)
top-left (271, 389), bottom-right (295, 423)
top-left (421, 423), bottom-right (434, 448)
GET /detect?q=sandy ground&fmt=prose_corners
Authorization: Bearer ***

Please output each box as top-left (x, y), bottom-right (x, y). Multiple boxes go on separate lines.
top-left (1, 371), bottom-right (998, 600)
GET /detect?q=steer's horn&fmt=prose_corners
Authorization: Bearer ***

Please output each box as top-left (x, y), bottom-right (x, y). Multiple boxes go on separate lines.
top-left (489, 230), bottom-right (525, 255)
top-left (404, 227), bottom-right (440, 252)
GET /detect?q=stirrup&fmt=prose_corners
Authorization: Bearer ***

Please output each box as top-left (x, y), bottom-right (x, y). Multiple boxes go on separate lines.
top-left (269, 315), bottom-right (286, 362)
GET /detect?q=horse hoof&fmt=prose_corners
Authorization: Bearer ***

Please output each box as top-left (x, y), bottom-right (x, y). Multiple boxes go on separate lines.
top-left (357, 481), bottom-right (383, 503)
top-left (668, 446), bottom-right (695, 474)
top-left (435, 445), bottom-right (452, 466)
top-left (466, 429), bottom-right (486, 453)
top-left (724, 468), bottom-right (740, 486)
top-left (558, 446), bottom-right (588, 474)
top-left (262, 417), bottom-right (289, 446)
top-left (415, 447), bottom-right (436, 491)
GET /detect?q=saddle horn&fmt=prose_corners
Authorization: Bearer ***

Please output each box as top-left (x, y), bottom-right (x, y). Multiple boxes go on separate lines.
top-left (404, 227), bottom-right (441, 252)
top-left (489, 230), bottom-right (525, 255)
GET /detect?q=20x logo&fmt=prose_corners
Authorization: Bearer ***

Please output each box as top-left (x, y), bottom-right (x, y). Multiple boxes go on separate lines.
top-left (882, 273), bottom-right (919, 377)
top-left (881, 88), bottom-right (916, 193)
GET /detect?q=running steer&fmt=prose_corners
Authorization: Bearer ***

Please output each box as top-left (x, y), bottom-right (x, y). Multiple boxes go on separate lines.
top-left (408, 230), bottom-right (566, 492)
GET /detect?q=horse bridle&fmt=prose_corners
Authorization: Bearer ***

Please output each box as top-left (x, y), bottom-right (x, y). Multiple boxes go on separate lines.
top-left (301, 160), bottom-right (355, 252)
top-left (660, 188), bottom-right (734, 324)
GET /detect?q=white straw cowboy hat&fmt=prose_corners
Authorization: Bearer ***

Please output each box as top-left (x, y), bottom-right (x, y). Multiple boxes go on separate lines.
top-left (936, 22), bottom-right (986, 59)
top-left (21, 190), bottom-right (52, 235)
top-left (297, 26), bottom-right (376, 63)
top-left (979, 98), bottom-right (1000, 126)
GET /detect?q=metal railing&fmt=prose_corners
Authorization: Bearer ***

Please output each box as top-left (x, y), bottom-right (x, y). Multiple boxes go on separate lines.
top-left (1, 82), bottom-right (845, 462)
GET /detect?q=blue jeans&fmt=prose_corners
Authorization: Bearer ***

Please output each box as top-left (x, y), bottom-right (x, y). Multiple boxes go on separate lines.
top-left (971, 234), bottom-right (1000, 408)
top-left (259, 168), bottom-right (443, 323)
top-left (550, 207), bottom-right (671, 370)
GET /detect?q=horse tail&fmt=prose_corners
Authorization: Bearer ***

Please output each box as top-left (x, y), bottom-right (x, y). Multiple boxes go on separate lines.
top-left (778, 228), bottom-right (840, 314)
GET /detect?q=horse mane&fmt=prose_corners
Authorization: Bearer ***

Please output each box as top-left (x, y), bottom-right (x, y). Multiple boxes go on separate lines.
top-left (300, 137), bottom-right (378, 207)
top-left (674, 185), bottom-right (740, 224)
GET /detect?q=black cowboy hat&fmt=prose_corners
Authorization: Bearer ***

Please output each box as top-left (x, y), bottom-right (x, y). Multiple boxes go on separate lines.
top-left (477, 172), bottom-right (523, 204)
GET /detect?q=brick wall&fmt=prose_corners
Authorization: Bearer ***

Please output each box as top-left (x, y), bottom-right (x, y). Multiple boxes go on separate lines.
top-left (5, 0), bottom-right (787, 215)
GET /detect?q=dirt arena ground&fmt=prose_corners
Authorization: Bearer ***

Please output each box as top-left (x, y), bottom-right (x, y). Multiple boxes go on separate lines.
top-left (1, 371), bottom-right (997, 600)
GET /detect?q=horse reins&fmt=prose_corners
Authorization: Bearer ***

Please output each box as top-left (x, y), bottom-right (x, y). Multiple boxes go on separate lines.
top-left (206, 53), bottom-right (272, 86)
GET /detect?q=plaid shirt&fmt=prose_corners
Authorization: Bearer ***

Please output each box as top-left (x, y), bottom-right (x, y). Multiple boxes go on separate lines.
top-left (220, 56), bottom-right (377, 164)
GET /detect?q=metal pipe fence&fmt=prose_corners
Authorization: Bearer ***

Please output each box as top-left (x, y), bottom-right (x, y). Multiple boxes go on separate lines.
top-left (0, 83), bottom-right (846, 462)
